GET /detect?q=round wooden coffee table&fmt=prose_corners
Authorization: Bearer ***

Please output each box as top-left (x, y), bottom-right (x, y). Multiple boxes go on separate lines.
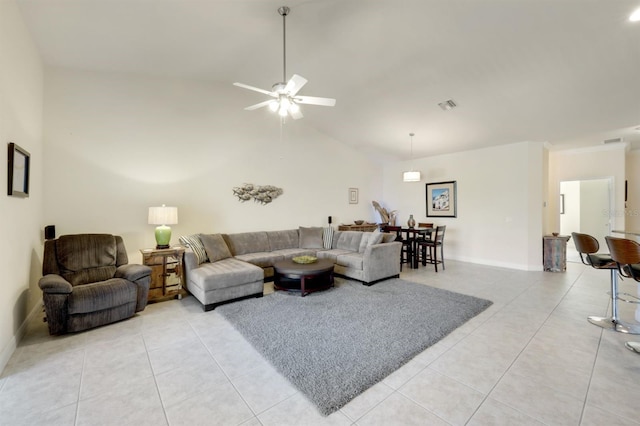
top-left (273, 258), bottom-right (335, 297)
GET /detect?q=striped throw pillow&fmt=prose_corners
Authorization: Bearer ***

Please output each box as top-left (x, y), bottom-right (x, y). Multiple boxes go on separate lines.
top-left (179, 234), bottom-right (209, 264)
top-left (323, 227), bottom-right (334, 249)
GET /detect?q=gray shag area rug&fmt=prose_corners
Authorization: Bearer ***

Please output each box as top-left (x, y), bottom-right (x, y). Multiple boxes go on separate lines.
top-left (217, 278), bottom-right (492, 416)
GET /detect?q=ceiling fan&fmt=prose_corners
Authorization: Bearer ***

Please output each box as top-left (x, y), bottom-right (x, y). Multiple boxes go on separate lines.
top-left (233, 6), bottom-right (336, 120)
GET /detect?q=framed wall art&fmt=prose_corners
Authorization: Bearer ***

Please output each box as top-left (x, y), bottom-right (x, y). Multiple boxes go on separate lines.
top-left (426, 181), bottom-right (456, 218)
top-left (349, 188), bottom-right (359, 204)
top-left (7, 142), bottom-right (30, 198)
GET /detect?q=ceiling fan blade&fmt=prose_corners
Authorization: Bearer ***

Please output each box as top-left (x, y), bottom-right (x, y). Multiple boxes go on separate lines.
top-left (233, 82), bottom-right (276, 97)
top-left (294, 95), bottom-right (336, 107)
top-left (290, 108), bottom-right (304, 120)
top-left (244, 100), bottom-right (274, 111)
top-left (284, 74), bottom-right (308, 96)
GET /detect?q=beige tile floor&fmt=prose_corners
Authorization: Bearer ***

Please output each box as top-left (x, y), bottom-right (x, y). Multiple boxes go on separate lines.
top-left (1, 260), bottom-right (640, 425)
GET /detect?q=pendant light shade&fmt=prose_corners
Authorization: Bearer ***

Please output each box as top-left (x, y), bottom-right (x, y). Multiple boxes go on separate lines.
top-left (402, 132), bottom-right (421, 182)
top-left (403, 171), bottom-right (421, 182)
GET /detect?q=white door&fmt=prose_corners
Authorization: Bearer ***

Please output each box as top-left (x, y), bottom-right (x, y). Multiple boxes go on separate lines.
top-left (560, 178), bottom-right (612, 261)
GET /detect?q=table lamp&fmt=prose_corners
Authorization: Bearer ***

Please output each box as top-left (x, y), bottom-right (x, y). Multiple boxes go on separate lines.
top-left (148, 205), bottom-right (178, 249)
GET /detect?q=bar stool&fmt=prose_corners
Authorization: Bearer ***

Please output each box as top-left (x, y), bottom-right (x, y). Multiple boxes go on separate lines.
top-left (572, 232), bottom-right (625, 332)
top-left (604, 236), bottom-right (640, 340)
top-left (418, 225), bottom-right (446, 272)
top-left (382, 225), bottom-right (412, 271)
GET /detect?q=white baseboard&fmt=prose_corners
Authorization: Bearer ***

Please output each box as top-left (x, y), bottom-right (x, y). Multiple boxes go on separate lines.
top-left (0, 300), bottom-right (43, 373)
top-left (451, 255), bottom-right (543, 271)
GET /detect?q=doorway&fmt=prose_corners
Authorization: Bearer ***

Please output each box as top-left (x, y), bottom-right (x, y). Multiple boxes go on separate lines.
top-left (560, 178), bottom-right (613, 262)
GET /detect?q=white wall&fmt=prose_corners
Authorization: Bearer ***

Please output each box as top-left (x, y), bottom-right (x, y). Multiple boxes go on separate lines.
top-left (383, 141), bottom-right (545, 270)
top-left (44, 69), bottom-right (383, 262)
top-left (548, 144), bottom-right (626, 236)
top-left (0, 0), bottom-right (44, 370)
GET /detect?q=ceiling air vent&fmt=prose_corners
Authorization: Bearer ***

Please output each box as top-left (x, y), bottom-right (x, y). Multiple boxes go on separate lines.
top-left (438, 99), bottom-right (457, 111)
top-left (603, 137), bottom-right (623, 144)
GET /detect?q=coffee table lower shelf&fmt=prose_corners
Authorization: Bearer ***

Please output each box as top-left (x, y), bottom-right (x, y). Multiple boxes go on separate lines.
top-left (273, 258), bottom-right (335, 297)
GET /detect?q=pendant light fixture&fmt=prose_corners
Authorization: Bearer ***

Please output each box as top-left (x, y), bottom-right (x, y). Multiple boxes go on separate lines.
top-left (402, 132), bottom-right (421, 182)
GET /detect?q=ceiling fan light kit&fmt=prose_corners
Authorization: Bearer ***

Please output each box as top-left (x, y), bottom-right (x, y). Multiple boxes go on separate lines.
top-left (233, 6), bottom-right (336, 120)
top-left (403, 132), bottom-right (422, 182)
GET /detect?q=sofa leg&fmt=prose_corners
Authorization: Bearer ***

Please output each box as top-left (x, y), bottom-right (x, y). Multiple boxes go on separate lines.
top-left (362, 274), bottom-right (400, 287)
top-left (202, 292), bottom-right (264, 312)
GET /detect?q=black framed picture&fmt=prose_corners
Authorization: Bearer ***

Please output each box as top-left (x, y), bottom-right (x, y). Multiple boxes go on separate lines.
top-left (7, 142), bottom-right (30, 197)
top-left (426, 181), bottom-right (457, 218)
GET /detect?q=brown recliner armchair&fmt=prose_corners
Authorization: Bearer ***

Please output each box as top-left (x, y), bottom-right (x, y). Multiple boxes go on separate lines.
top-left (39, 234), bottom-right (152, 335)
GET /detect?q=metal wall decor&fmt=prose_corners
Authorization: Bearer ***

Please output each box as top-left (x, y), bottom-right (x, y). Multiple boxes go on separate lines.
top-left (233, 183), bottom-right (283, 205)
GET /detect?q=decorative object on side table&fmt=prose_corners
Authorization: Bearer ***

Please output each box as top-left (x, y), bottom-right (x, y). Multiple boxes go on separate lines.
top-left (292, 255), bottom-right (318, 264)
top-left (407, 214), bottom-right (416, 228)
top-left (372, 201), bottom-right (398, 225)
top-left (426, 181), bottom-right (457, 218)
top-left (148, 204), bottom-right (178, 249)
top-left (140, 246), bottom-right (185, 302)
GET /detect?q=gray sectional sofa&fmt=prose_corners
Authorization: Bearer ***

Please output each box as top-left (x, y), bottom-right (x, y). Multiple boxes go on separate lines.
top-left (180, 227), bottom-right (402, 311)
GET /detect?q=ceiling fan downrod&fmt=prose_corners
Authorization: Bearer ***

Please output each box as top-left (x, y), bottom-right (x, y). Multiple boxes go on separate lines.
top-left (278, 6), bottom-right (290, 85)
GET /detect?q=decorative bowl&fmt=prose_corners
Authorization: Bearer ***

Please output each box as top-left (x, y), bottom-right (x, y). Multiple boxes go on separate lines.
top-left (354, 220), bottom-right (365, 225)
top-left (292, 256), bottom-right (318, 264)
top-left (552, 232), bottom-right (559, 237)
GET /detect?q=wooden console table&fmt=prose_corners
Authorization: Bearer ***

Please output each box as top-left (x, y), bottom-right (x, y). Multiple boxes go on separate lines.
top-left (338, 224), bottom-right (378, 232)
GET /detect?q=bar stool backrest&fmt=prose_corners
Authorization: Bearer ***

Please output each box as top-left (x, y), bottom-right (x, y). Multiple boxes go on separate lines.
top-left (572, 232), bottom-right (611, 268)
top-left (605, 236), bottom-right (640, 281)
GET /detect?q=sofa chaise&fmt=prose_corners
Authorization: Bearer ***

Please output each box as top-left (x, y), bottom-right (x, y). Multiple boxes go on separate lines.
top-left (180, 227), bottom-right (402, 311)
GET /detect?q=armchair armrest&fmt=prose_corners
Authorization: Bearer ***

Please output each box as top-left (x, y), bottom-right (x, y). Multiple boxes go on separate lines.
top-left (115, 264), bottom-right (152, 282)
top-left (39, 274), bottom-right (72, 294)
top-left (116, 264), bottom-right (152, 313)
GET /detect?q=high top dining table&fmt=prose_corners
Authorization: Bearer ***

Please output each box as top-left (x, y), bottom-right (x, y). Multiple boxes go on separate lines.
top-left (400, 227), bottom-right (435, 268)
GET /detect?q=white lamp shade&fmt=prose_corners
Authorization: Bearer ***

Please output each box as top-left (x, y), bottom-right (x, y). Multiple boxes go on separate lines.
top-left (403, 171), bottom-right (421, 182)
top-left (148, 205), bottom-right (178, 225)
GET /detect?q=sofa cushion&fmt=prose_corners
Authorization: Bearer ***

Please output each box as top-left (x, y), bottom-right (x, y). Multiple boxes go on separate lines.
top-left (200, 234), bottom-right (232, 263)
top-left (271, 248), bottom-right (318, 259)
top-left (234, 252), bottom-right (284, 268)
top-left (188, 258), bottom-right (264, 292)
top-left (336, 253), bottom-right (364, 270)
top-left (317, 249), bottom-right (353, 262)
top-left (358, 233), bottom-right (370, 253)
top-left (381, 233), bottom-right (397, 243)
top-left (57, 234), bottom-right (118, 286)
top-left (299, 227), bottom-right (324, 249)
top-left (323, 227), bottom-right (334, 249)
top-left (223, 232), bottom-right (269, 255)
top-left (335, 231), bottom-right (364, 251)
top-left (368, 229), bottom-right (384, 246)
top-left (179, 234), bottom-right (208, 264)
top-left (267, 229), bottom-right (299, 251)
top-left (68, 278), bottom-right (137, 314)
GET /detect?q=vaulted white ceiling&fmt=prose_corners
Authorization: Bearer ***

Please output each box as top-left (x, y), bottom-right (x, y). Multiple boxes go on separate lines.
top-left (16, 0), bottom-right (640, 161)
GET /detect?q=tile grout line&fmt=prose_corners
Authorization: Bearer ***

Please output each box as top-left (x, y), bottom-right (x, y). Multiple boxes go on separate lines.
top-left (460, 267), bottom-right (590, 425)
top-left (141, 330), bottom-right (171, 426)
top-left (187, 314), bottom-right (262, 425)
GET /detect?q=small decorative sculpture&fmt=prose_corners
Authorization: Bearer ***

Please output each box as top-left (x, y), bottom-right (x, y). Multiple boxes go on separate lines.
top-left (233, 183), bottom-right (283, 205)
top-left (372, 201), bottom-right (398, 225)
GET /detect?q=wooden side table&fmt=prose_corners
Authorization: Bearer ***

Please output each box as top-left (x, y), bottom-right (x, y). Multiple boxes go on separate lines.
top-left (543, 235), bottom-right (571, 272)
top-left (140, 246), bottom-right (185, 302)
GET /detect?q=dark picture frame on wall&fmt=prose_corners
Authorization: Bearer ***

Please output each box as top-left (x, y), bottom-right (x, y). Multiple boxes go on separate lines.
top-left (426, 180), bottom-right (457, 218)
top-left (7, 142), bottom-right (30, 198)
